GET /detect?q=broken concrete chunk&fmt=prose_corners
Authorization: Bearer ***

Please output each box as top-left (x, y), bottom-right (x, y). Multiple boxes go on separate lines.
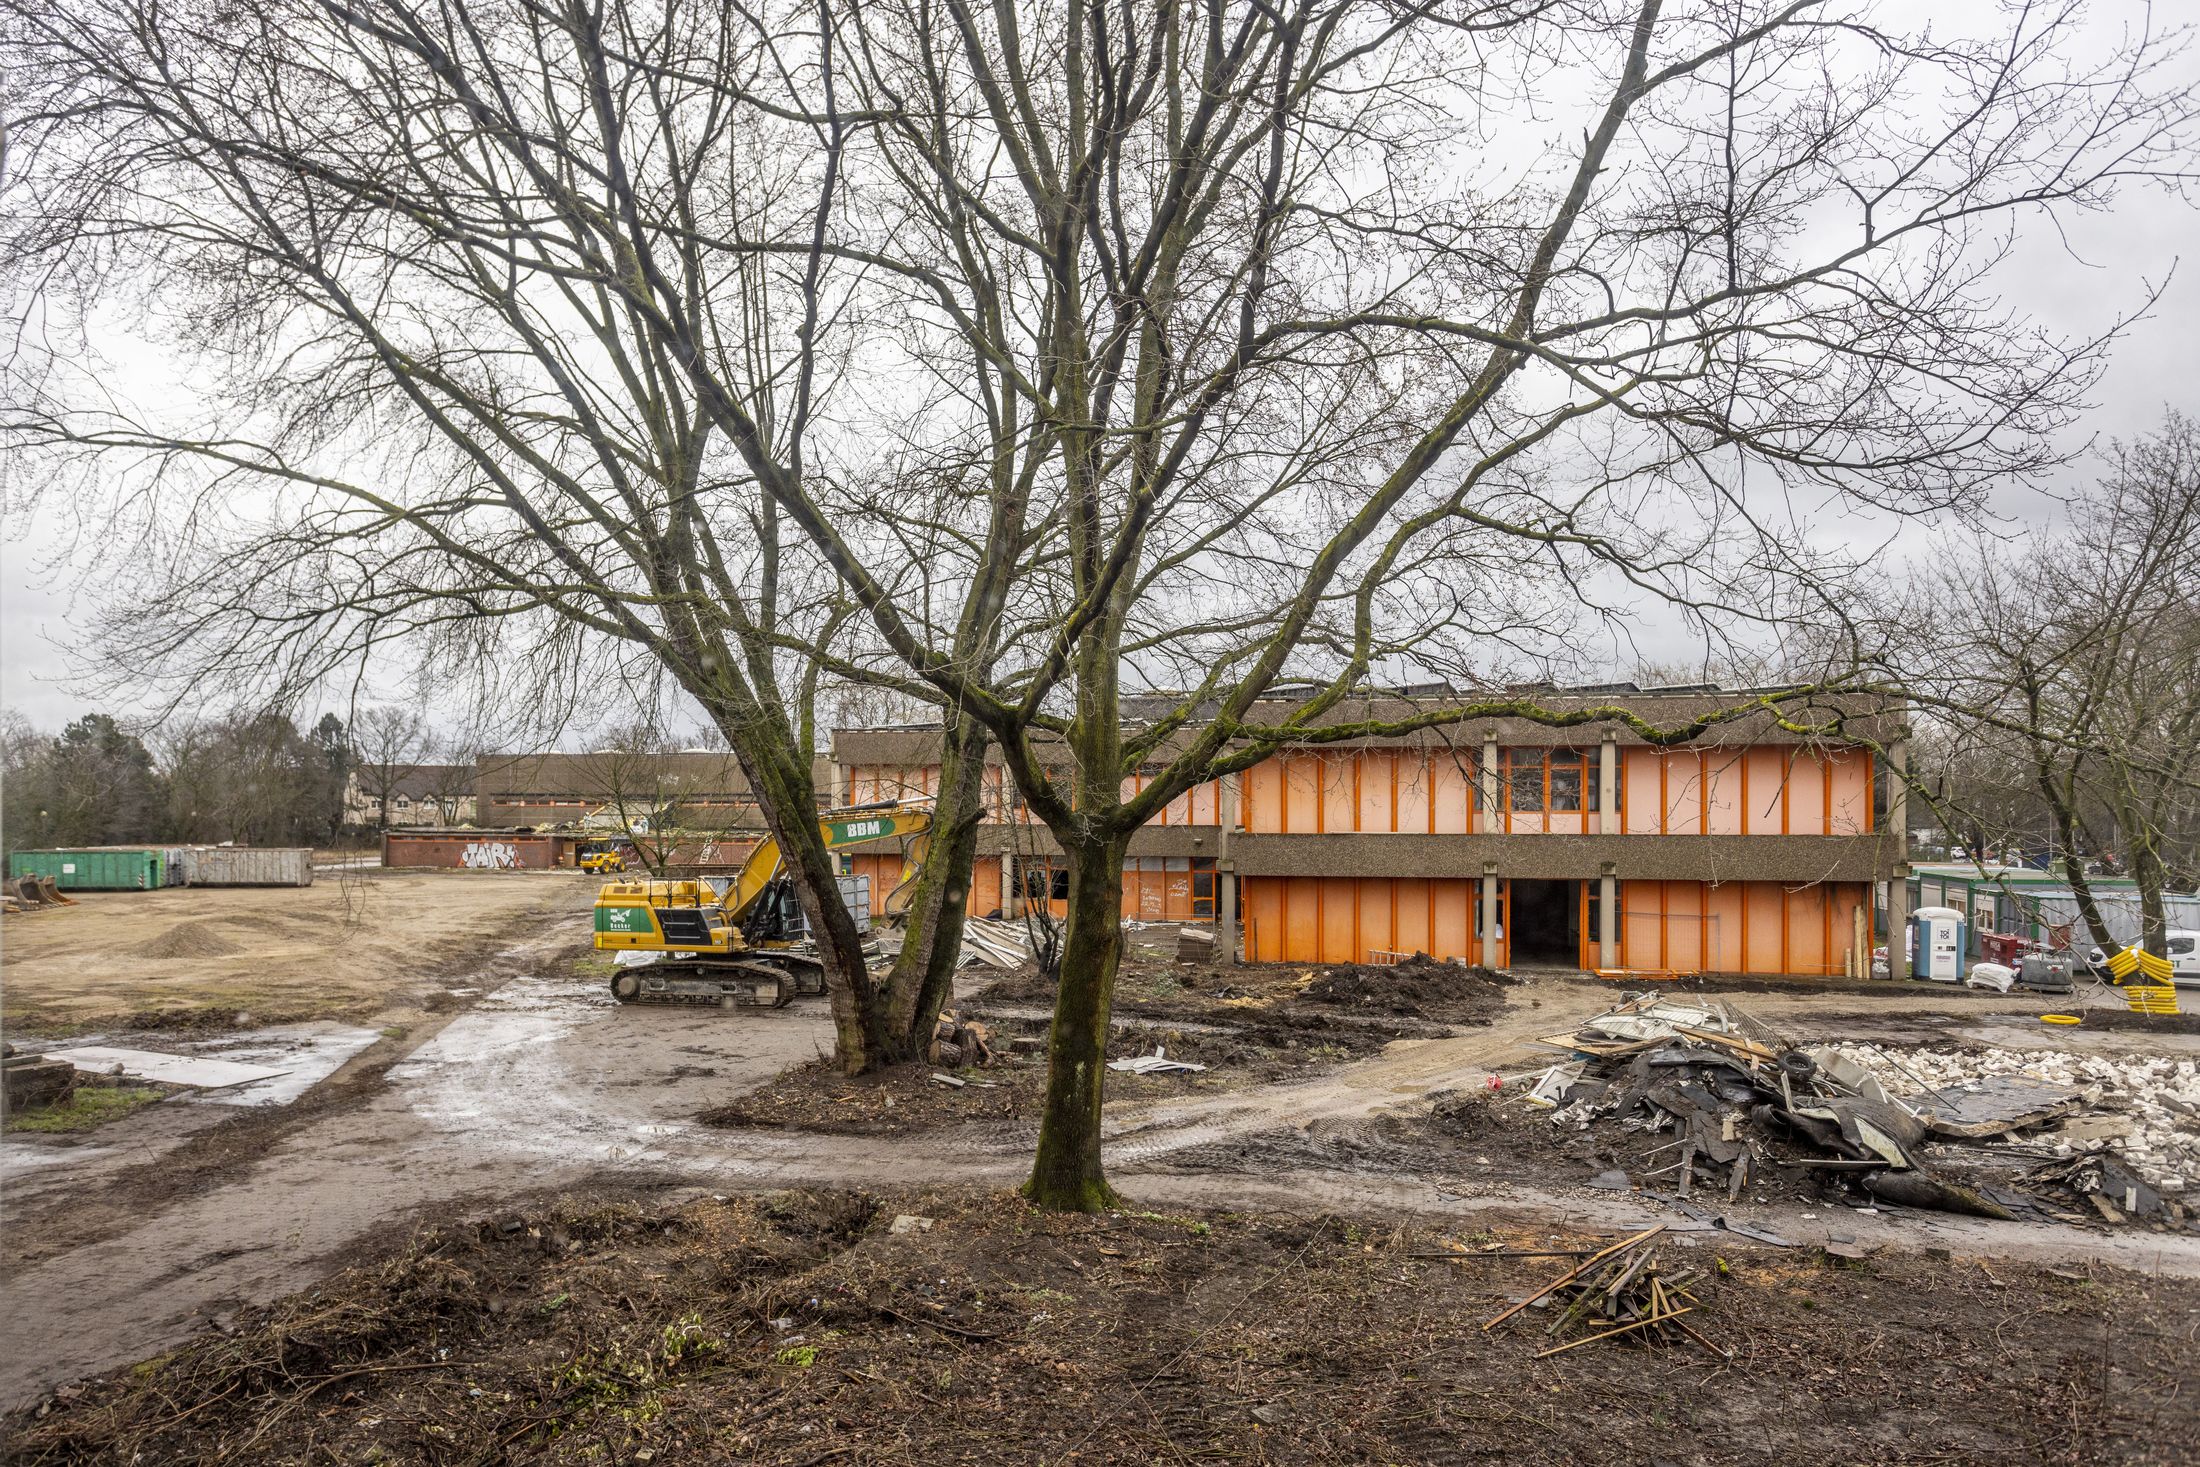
top-left (888, 1214), bottom-right (936, 1236)
top-left (2055, 1114), bottom-right (2135, 1143)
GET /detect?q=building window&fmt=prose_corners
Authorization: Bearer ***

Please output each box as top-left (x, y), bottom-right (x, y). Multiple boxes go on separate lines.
top-left (1504, 749), bottom-right (1594, 813)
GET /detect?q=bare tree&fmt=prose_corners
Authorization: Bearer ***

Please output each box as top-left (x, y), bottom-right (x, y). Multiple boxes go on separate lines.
top-left (1910, 413), bottom-right (2200, 957)
top-left (0, 0), bottom-right (956, 1072)
top-left (753, 1), bottom-right (2192, 1207)
top-left (415, 737), bottom-right (479, 825)
top-left (350, 705), bottom-right (431, 831)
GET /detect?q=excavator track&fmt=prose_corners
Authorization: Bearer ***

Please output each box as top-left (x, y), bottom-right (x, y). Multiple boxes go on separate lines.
top-left (609, 959), bottom-right (799, 1009)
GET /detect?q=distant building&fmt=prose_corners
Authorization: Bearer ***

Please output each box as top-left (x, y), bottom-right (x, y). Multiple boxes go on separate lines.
top-left (470, 750), bottom-right (830, 833)
top-left (345, 765), bottom-right (476, 828)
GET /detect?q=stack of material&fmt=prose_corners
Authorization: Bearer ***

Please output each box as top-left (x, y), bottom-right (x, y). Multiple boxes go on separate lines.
top-left (3, 1045), bottom-right (78, 1109)
top-left (1484, 1226), bottom-right (1727, 1360)
top-left (1174, 925), bottom-right (1217, 964)
top-left (928, 1009), bottom-right (995, 1068)
top-left (958, 919), bottom-right (1033, 968)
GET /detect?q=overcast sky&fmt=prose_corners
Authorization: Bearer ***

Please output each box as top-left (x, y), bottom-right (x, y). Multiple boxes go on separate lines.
top-left (4, 1), bottom-right (2196, 736)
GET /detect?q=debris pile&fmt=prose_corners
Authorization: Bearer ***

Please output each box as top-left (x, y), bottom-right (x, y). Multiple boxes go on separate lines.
top-left (956, 919), bottom-right (1032, 969)
top-left (1528, 993), bottom-right (2194, 1230)
top-left (1482, 1226), bottom-right (1727, 1360)
top-left (1818, 1045), bottom-right (2200, 1202)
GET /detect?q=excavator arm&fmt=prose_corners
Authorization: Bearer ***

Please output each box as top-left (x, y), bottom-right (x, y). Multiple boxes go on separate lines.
top-left (718, 799), bottom-right (934, 925)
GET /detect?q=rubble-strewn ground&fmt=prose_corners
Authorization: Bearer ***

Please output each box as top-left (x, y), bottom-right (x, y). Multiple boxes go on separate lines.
top-left (9, 910), bottom-right (2200, 1445)
top-left (2, 872), bottom-right (581, 1032)
top-left (9, 1186), bottom-right (2195, 1467)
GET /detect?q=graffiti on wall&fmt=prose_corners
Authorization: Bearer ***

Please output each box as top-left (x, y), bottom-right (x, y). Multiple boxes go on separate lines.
top-left (461, 841), bottom-right (521, 869)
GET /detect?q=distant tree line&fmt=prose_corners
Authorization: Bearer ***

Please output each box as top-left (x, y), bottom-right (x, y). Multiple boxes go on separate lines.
top-left (1, 708), bottom-right (356, 854)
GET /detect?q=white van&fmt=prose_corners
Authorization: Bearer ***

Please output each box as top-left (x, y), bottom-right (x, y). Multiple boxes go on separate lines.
top-left (2085, 930), bottom-right (2200, 987)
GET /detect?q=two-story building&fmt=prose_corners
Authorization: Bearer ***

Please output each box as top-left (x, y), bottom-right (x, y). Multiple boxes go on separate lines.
top-left (831, 685), bottom-right (1909, 979)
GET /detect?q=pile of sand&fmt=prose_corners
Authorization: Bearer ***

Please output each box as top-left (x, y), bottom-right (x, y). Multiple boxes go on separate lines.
top-left (130, 921), bottom-right (244, 960)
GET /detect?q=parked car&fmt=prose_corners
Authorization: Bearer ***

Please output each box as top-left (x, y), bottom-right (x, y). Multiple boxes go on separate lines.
top-left (2085, 930), bottom-right (2200, 987)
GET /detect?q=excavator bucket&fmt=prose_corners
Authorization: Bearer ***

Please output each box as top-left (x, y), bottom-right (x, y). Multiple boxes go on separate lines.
top-left (16, 877), bottom-right (50, 907)
top-left (39, 877), bottom-right (76, 906)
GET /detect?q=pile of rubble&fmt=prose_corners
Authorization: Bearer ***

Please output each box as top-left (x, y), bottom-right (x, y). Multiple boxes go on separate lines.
top-left (1819, 1044), bottom-right (2200, 1207)
top-left (1526, 994), bottom-right (2195, 1230)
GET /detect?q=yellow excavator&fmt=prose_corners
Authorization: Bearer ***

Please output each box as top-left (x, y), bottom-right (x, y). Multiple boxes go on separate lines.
top-left (592, 799), bottom-right (931, 1008)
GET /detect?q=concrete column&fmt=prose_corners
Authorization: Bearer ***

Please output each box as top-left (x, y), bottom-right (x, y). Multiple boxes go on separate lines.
top-left (1885, 719), bottom-right (1910, 979)
top-left (1599, 734), bottom-right (1619, 835)
top-left (1219, 870), bottom-right (1240, 965)
top-left (1217, 773), bottom-right (1240, 964)
top-left (1480, 866), bottom-right (1500, 968)
top-left (1598, 867), bottom-right (1617, 970)
top-left (1000, 851), bottom-right (1016, 919)
top-left (1885, 868), bottom-right (1912, 981)
top-left (1479, 732), bottom-right (1500, 831)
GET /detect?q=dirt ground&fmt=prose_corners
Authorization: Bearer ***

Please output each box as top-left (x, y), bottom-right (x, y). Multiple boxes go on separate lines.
top-left (9, 1185), bottom-right (2195, 1466)
top-left (7, 917), bottom-right (2200, 1453)
top-left (701, 1013), bottom-right (1385, 1137)
top-left (0, 871), bottom-right (587, 1032)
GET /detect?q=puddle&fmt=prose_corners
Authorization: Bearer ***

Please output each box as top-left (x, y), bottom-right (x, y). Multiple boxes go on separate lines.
top-left (0, 1141), bottom-right (115, 1175)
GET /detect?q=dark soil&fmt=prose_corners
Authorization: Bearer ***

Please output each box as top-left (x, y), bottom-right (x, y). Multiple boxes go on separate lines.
top-left (2080, 1008), bottom-right (2200, 1036)
top-left (1299, 952), bottom-right (1514, 1022)
top-left (972, 957), bottom-right (1471, 1036)
top-left (701, 1020), bottom-right (1378, 1136)
top-left (10, 1185), bottom-right (2192, 1466)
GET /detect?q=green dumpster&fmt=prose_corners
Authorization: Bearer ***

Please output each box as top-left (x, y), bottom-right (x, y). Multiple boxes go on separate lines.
top-left (8, 848), bottom-right (167, 890)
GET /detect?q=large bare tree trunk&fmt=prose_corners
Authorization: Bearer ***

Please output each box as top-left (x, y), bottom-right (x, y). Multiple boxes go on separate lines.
top-left (736, 742), bottom-right (887, 1072)
top-left (881, 714), bottom-right (990, 1057)
top-left (1024, 834), bottom-right (1128, 1212)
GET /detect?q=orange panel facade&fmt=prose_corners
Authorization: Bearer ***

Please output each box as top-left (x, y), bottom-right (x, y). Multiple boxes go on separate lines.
top-left (1615, 880), bottom-right (1869, 976)
top-left (1241, 876), bottom-right (1490, 966)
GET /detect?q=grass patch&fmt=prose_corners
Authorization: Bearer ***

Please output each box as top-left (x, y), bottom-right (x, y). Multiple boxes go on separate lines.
top-left (572, 956), bottom-right (620, 979)
top-left (5, 1085), bottom-right (165, 1133)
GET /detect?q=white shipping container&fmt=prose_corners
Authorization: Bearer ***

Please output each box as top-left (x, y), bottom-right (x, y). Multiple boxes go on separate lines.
top-left (178, 846), bottom-right (316, 887)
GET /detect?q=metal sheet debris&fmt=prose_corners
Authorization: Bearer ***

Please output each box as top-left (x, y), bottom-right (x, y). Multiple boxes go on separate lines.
top-left (40, 1046), bottom-right (290, 1091)
top-left (1108, 1047), bottom-right (1207, 1074)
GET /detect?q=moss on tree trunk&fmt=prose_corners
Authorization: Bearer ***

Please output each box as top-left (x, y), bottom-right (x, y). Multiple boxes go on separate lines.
top-left (1023, 835), bottom-right (1127, 1212)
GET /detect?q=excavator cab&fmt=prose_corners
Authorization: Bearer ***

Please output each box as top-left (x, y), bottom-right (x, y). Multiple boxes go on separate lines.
top-left (592, 800), bottom-right (930, 1009)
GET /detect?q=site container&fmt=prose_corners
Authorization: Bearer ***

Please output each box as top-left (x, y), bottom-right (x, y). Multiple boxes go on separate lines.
top-left (177, 846), bottom-right (314, 887)
top-left (8, 848), bottom-right (166, 890)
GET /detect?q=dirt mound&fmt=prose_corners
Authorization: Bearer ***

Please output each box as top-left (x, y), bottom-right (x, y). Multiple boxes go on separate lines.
top-left (1299, 953), bottom-right (1512, 1022)
top-left (128, 922), bottom-right (243, 960)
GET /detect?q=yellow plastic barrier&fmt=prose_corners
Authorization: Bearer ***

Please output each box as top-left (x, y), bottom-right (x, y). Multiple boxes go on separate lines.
top-left (2105, 945), bottom-right (2179, 1015)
